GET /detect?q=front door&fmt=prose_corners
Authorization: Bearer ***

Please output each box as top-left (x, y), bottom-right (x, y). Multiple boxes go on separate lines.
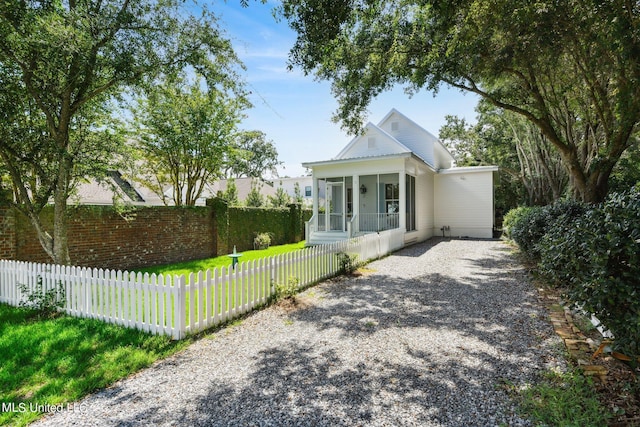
top-left (326, 182), bottom-right (345, 231)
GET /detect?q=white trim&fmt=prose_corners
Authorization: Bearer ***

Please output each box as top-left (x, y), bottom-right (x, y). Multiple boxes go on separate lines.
top-left (437, 165), bottom-right (499, 174)
top-left (303, 152), bottom-right (414, 168)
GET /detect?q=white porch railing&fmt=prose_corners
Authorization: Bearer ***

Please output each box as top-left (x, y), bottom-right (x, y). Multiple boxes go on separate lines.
top-left (315, 213), bottom-right (346, 232)
top-left (305, 214), bottom-right (317, 239)
top-left (0, 230), bottom-right (404, 340)
top-left (317, 213), bottom-right (326, 231)
top-left (347, 214), bottom-right (358, 237)
top-left (359, 213), bottom-right (400, 232)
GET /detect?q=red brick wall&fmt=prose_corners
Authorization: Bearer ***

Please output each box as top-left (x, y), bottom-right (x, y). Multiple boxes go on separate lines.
top-left (8, 205), bottom-right (215, 270)
top-left (0, 206), bottom-right (16, 260)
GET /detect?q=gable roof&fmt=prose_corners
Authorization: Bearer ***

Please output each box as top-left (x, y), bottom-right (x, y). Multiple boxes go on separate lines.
top-left (377, 108), bottom-right (455, 168)
top-left (315, 109), bottom-right (455, 171)
top-left (334, 122), bottom-right (412, 160)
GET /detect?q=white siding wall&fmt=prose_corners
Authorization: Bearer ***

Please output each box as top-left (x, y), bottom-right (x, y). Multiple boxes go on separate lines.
top-left (379, 114), bottom-right (436, 167)
top-left (408, 170), bottom-right (434, 242)
top-left (434, 171), bottom-right (494, 238)
top-left (274, 177), bottom-right (314, 205)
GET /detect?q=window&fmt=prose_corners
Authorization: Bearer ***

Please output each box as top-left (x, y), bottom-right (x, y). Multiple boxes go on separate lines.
top-left (368, 137), bottom-right (376, 149)
top-left (391, 121), bottom-right (399, 131)
top-left (385, 183), bottom-right (399, 213)
top-left (304, 186), bottom-right (311, 197)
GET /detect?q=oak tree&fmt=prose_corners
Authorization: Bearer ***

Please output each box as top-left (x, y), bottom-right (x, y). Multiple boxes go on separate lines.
top-left (132, 75), bottom-right (248, 206)
top-left (280, 0), bottom-right (640, 202)
top-left (0, 0), bottom-right (242, 263)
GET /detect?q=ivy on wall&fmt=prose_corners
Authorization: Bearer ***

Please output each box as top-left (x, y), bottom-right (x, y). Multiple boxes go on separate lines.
top-left (209, 197), bottom-right (312, 254)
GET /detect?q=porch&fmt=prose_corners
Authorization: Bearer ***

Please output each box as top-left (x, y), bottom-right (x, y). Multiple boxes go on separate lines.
top-left (306, 172), bottom-right (416, 245)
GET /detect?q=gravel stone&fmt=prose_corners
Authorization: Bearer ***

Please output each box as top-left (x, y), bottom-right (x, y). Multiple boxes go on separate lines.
top-left (33, 238), bottom-right (565, 427)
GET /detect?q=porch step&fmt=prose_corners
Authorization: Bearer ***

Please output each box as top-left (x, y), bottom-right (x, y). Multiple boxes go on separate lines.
top-left (306, 232), bottom-right (349, 246)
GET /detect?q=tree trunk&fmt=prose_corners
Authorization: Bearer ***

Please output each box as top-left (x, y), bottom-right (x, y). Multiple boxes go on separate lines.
top-left (52, 186), bottom-right (71, 265)
top-left (51, 137), bottom-right (73, 265)
top-left (26, 212), bottom-right (55, 260)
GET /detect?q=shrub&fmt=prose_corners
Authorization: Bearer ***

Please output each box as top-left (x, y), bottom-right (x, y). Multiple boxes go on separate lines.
top-left (510, 200), bottom-right (587, 260)
top-left (502, 206), bottom-right (531, 239)
top-left (17, 276), bottom-right (66, 319)
top-left (275, 276), bottom-right (300, 300)
top-left (564, 190), bottom-right (640, 360)
top-left (253, 232), bottom-right (272, 249)
top-left (337, 252), bottom-right (358, 274)
top-left (532, 189), bottom-right (640, 360)
top-left (538, 203), bottom-right (591, 288)
top-left (509, 205), bottom-right (547, 259)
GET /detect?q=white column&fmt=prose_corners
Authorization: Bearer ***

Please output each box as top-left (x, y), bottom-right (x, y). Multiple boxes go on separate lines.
top-left (399, 171), bottom-right (406, 231)
top-left (352, 174), bottom-right (359, 234)
top-left (312, 176), bottom-right (319, 219)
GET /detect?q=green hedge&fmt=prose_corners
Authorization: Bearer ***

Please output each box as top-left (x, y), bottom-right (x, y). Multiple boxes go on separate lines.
top-left (506, 189), bottom-right (640, 360)
top-left (502, 206), bottom-right (531, 239)
top-left (209, 198), bottom-right (312, 254)
top-left (509, 200), bottom-right (586, 260)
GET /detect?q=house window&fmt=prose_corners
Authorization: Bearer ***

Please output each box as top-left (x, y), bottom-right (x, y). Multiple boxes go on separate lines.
top-left (304, 186), bottom-right (311, 197)
top-left (385, 183), bottom-right (399, 214)
top-left (406, 175), bottom-right (416, 231)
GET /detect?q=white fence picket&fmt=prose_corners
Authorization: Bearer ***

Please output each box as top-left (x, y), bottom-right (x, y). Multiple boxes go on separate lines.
top-left (0, 229), bottom-right (404, 339)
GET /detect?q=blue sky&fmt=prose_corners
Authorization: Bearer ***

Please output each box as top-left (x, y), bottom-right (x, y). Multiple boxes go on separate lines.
top-left (209, 0), bottom-right (480, 177)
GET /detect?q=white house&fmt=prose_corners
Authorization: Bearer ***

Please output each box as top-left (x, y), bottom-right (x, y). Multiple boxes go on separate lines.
top-left (272, 176), bottom-right (323, 207)
top-left (302, 109), bottom-right (498, 245)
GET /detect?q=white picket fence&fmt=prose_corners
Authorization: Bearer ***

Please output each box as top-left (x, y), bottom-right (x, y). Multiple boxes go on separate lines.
top-left (0, 230), bottom-right (404, 339)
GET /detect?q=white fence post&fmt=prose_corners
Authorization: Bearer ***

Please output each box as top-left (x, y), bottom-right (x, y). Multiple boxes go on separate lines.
top-left (174, 274), bottom-right (186, 340)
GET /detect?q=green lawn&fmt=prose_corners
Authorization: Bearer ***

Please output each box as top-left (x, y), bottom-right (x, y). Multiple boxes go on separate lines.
top-left (136, 241), bottom-right (307, 278)
top-left (0, 304), bottom-right (189, 427)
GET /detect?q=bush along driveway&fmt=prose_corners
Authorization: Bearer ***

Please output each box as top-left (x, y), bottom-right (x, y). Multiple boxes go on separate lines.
top-left (33, 239), bottom-right (570, 427)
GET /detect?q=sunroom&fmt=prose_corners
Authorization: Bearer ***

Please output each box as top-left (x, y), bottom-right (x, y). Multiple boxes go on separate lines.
top-left (303, 153), bottom-right (423, 245)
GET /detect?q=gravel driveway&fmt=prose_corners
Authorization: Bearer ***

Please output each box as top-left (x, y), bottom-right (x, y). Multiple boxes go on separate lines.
top-left (34, 238), bottom-right (564, 427)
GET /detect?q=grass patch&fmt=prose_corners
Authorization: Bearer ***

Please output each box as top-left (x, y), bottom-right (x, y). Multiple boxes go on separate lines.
top-left (518, 369), bottom-right (611, 426)
top-left (0, 304), bottom-right (188, 427)
top-left (136, 241), bottom-right (307, 278)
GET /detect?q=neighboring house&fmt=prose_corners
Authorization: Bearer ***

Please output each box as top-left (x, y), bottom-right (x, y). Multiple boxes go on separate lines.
top-left (303, 109), bottom-right (498, 245)
top-left (71, 171), bottom-right (165, 206)
top-left (71, 174), bottom-right (277, 206)
top-left (204, 177), bottom-right (278, 205)
top-left (272, 176), bottom-right (322, 207)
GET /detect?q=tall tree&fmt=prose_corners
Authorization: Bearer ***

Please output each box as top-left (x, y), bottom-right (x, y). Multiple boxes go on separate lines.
top-left (224, 130), bottom-right (281, 179)
top-left (280, 0), bottom-right (640, 202)
top-left (132, 75), bottom-right (248, 206)
top-left (293, 182), bottom-right (304, 204)
top-left (218, 177), bottom-right (240, 206)
top-left (268, 186), bottom-right (291, 208)
top-left (245, 180), bottom-right (265, 207)
top-left (0, 0), bottom-right (242, 264)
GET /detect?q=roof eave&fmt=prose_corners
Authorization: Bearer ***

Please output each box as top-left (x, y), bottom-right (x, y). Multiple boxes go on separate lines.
top-left (438, 165), bottom-right (499, 174)
top-left (302, 152), bottom-right (438, 172)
